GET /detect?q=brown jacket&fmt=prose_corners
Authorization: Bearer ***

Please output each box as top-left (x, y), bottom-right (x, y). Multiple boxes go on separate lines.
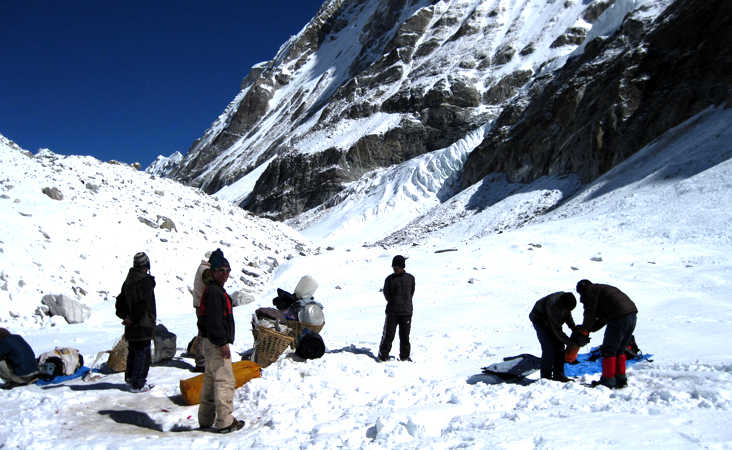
top-left (579, 284), bottom-right (637, 331)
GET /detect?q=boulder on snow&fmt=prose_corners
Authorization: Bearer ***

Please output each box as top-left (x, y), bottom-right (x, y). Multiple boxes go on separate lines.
top-left (231, 290), bottom-right (255, 307)
top-left (41, 294), bottom-right (91, 324)
top-left (157, 216), bottom-right (177, 232)
top-left (42, 187), bottom-right (63, 201)
top-left (138, 216), bottom-right (159, 229)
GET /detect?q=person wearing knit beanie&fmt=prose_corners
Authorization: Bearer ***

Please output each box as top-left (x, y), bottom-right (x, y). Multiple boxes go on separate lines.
top-left (378, 255), bottom-right (415, 362)
top-left (529, 291), bottom-right (577, 382)
top-left (115, 252), bottom-right (157, 393)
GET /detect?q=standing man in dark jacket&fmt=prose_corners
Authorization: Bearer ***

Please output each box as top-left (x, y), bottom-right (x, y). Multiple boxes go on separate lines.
top-left (576, 280), bottom-right (638, 389)
top-left (197, 254), bottom-right (244, 434)
top-left (0, 328), bottom-right (38, 389)
top-left (115, 252), bottom-right (156, 393)
top-left (529, 292), bottom-right (577, 382)
top-left (379, 255), bottom-right (415, 362)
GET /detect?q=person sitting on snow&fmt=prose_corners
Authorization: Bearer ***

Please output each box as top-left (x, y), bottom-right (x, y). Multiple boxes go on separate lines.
top-left (529, 292), bottom-right (577, 382)
top-left (0, 327), bottom-right (39, 389)
top-left (575, 280), bottom-right (638, 389)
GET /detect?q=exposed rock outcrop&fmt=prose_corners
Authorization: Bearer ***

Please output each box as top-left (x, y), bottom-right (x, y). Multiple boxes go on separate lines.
top-left (462, 0), bottom-right (732, 188)
top-left (165, 0), bottom-right (613, 220)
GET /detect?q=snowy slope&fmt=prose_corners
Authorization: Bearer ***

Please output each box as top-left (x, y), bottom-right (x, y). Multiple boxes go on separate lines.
top-left (2, 100), bottom-right (732, 449)
top-left (0, 136), bottom-right (313, 326)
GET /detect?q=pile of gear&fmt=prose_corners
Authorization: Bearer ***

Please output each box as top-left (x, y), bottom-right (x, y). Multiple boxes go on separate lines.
top-left (251, 275), bottom-right (325, 367)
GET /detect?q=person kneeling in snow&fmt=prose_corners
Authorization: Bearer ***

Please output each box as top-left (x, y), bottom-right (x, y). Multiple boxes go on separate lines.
top-left (0, 327), bottom-right (38, 389)
top-left (529, 292), bottom-right (577, 382)
top-left (575, 280), bottom-right (638, 389)
top-left (115, 251), bottom-right (157, 393)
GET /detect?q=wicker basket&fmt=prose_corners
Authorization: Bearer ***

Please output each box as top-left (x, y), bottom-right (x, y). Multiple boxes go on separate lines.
top-left (252, 325), bottom-right (294, 368)
top-left (107, 335), bottom-right (128, 373)
top-left (286, 320), bottom-right (325, 349)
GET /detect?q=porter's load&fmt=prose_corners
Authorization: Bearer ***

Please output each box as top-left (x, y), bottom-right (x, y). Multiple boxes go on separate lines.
top-left (180, 360), bottom-right (261, 405)
top-left (299, 303), bottom-right (324, 325)
top-left (295, 328), bottom-right (325, 360)
top-left (294, 275), bottom-right (318, 300)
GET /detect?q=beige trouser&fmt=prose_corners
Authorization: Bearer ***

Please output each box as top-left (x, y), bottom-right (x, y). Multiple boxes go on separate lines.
top-left (198, 338), bottom-right (236, 429)
top-left (0, 360), bottom-right (36, 385)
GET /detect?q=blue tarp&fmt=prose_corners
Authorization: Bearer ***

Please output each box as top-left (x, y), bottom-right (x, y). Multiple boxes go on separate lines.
top-left (35, 366), bottom-right (92, 385)
top-left (565, 347), bottom-right (652, 378)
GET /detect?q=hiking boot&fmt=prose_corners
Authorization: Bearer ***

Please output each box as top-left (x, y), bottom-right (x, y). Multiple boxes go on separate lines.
top-left (378, 354), bottom-right (389, 362)
top-left (615, 375), bottom-right (628, 389)
top-left (129, 383), bottom-right (154, 393)
top-left (400, 357), bottom-right (413, 362)
top-left (192, 365), bottom-right (205, 373)
top-left (590, 377), bottom-right (616, 389)
top-left (218, 418), bottom-right (245, 434)
top-left (552, 375), bottom-right (572, 383)
top-left (1, 381), bottom-right (20, 390)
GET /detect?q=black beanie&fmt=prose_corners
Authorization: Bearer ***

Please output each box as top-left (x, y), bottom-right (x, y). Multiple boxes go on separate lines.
top-left (558, 292), bottom-right (577, 310)
top-left (576, 279), bottom-right (592, 293)
top-left (212, 256), bottom-right (230, 270)
top-left (133, 252), bottom-right (150, 269)
top-left (392, 255), bottom-right (406, 269)
top-left (209, 248), bottom-right (226, 269)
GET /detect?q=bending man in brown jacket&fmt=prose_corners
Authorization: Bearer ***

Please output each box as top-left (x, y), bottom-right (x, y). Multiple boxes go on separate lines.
top-left (576, 280), bottom-right (638, 389)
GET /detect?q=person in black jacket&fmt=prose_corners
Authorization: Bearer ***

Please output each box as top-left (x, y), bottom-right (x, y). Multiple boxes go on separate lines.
top-left (378, 255), bottom-right (415, 362)
top-left (0, 327), bottom-right (38, 389)
top-left (529, 292), bottom-right (577, 382)
top-left (197, 254), bottom-right (244, 434)
top-left (115, 251), bottom-right (157, 393)
top-left (576, 280), bottom-right (638, 389)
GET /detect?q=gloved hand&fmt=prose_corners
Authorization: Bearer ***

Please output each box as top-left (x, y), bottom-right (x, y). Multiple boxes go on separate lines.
top-left (571, 329), bottom-right (591, 347)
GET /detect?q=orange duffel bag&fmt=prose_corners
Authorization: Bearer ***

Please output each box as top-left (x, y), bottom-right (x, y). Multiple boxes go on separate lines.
top-left (180, 360), bottom-right (261, 405)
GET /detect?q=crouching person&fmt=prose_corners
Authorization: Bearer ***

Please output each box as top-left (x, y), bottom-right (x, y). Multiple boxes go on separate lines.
top-left (529, 292), bottom-right (577, 382)
top-left (197, 254), bottom-right (244, 433)
top-left (0, 328), bottom-right (38, 389)
top-left (576, 279), bottom-right (638, 389)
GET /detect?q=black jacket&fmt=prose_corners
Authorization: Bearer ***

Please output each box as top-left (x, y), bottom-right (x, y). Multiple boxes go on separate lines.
top-left (529, 292), bottom-right (576, 346)
top-left (115, 267), bottom-right (157, 342)
top-left (579, 283), bottom-right (638, 331)
top-left (197, 281), bottom-right (235, 347)
top-left (383, 271), bottom-right (415, 316)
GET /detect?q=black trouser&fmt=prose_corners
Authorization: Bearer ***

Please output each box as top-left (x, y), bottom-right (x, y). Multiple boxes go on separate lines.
top-left (601, 313), bottom-right (637, 358)
top-left (125, 340), bottom-right (151, 389)
top-left (379, 314), bottom-right (411, 360)
top-left (533, 322), bottom-right (565, 379)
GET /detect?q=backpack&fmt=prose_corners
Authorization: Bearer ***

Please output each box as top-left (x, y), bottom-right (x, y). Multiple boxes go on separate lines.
top-left (588, 335), bottom-right (651, 362)
top-left (37, 347), bottom-right (84, 380)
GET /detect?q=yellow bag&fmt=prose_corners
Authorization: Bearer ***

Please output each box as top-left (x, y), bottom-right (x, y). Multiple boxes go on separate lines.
top-left (180, 360), bottom-right (261, 406)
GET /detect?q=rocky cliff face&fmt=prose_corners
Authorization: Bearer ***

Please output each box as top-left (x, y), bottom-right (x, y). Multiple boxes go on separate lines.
top-left (164, 0), bottom-right (622, 220)
top-left (461, 0), bottom-right (732, 188)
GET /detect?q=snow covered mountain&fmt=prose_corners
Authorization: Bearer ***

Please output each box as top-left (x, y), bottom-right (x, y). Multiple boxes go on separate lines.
top-left (153, 0), bottom-right (730, 252)
top-left (3, 0), bottom-right (732, 446)
top-left (2, 103), bottom-right (732, 448)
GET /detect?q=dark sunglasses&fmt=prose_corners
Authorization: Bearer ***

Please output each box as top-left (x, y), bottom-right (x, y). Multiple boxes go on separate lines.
top-left (215, 268), bottom-right (231, 273)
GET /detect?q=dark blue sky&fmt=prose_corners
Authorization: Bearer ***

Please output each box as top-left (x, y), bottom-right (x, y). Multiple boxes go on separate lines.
top-left (0, 0), bottom-right (324, 166)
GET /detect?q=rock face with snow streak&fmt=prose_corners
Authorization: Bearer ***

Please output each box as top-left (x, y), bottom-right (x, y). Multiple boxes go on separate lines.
top-left (162, 0), bottom-right (621, 220)
top-left (462, 0), bottom-right (732, 188)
